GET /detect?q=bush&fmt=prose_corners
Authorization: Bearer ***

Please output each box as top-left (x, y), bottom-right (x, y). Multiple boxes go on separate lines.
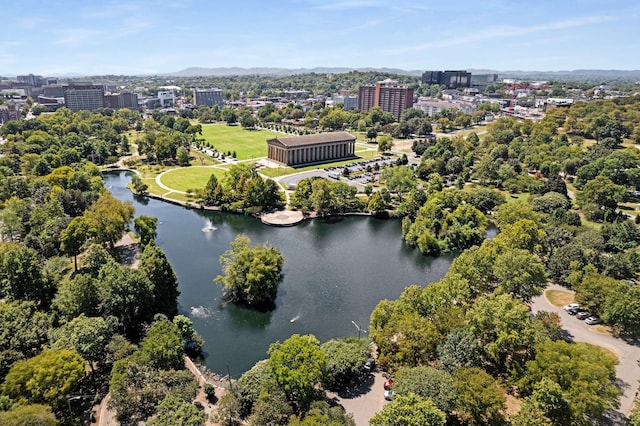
top-left (204, 383), bottom-right (216, 402)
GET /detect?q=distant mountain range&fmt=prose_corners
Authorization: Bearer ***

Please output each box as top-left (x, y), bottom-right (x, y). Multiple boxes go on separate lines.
top-left (162, 66), bottom-right (424, 77)
top-left (164, 67), bottom-right (640, 82)
top-left (4, 68), bottom-right (640, 82)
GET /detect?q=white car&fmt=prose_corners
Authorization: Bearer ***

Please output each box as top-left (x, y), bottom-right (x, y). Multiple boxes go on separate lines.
top-left (563, 303), bottom-right (580, 311)
top-left (384, 390), bottom-right (395, 401)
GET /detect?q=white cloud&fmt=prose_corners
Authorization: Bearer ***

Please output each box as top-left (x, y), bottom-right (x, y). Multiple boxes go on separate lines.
top-left (385, 15), bottom-right (615, 54)
top-left (314, 0), bottom-right (381, 11)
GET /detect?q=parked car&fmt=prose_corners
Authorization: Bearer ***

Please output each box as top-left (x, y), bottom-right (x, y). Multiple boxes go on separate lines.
top-left (384, 390), bottom-right (395, 401)
top-left (576, 311), bottom-right (591, 320)
top-left (563, 303), bottom-right (580, 311)
top-left (383, 379), bottom-right (394, 390)
top-left (567, 307), bottom-right (581, 316)
top-left (585, 316), bottom-right (603, 325)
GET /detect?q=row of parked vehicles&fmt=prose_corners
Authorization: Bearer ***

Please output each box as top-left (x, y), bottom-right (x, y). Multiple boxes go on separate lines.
top-left (563, 303), bottom-right (603, 325)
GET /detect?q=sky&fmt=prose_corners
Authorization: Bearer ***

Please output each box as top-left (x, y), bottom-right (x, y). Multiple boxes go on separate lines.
top-left (1, 0), bottom-right (639, 76)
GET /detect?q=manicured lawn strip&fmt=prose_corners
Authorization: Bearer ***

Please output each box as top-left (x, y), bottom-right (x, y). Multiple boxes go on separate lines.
top-left (545, 289), bottom-right (575, 307)
top-left (199, 124), bottom-right (279, 160)
top-left (160, 167), bottom-right (227, 192)
top-left (260, 168), bottom-right (297, 178)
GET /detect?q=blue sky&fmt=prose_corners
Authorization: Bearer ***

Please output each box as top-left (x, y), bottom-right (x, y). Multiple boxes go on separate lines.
top-left (1, 0), bottom-right (639, 75)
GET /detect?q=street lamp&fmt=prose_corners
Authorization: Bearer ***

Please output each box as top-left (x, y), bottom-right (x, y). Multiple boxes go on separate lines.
top-left (66, 394), bottom-right (82, 421)
top-left (351, 320), bottom-right (367, 339)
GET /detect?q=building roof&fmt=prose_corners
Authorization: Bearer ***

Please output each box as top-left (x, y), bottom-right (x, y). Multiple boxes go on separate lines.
top-left (268, 131), bottom-right (355, 148)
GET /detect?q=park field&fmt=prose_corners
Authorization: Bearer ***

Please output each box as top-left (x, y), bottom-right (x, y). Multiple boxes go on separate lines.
top-left (159, 166), bottom-right (228, 193)
top-left (200, 124), bottom-right (279, 160)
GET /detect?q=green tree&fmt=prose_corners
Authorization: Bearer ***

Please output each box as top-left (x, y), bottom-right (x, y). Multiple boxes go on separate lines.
top-left (268, 334), bottom-right (326, 412)
top-left (520, 340), bottom-right (620, 423)
top-left (134, 215), bottom-right (158, 245)
top-left (367, 191), bottom-right (387, 214)
top-left (235, 359), bottom-right (271, 417)
top-left (602, 282), bottom-right (640, 336)
top-left (202, 173), bottom-right (221, 205)
top-left (176, 146), bottom-right (190, 166)
top-left (436, 328), bottom-right (483, 373)
top-left (0, 301), bottom-right (50, 380)
top-left (52, 273), bottom-right (99, 321)
top-left (215, 235), bottom-right (284, 307)
top-left (493, 248), bottom-right (547, 302)
top-left (50, 314), bottom-right (109, 373)
top-left (288, 400), bottom-right (355, 426)
top-left (96, 260), bottom-right (154, 340)
top-left (378, 135), bottom-right (393, 153)
top-left (370, 393), bottom-right (446, 426)
top-left (84, 193), bottom-right (135, 249)
top-left (138, 242), bottom-right (180, 317)
top-left (382, 166), bottom-right (416, 202)
top-left (138, 319), bottom-right (184, 371)
top-left (466, 294), bottom-right (537, 372)
top-left (0, 245), bottom-right (51, 307)
top-left (577, 175), bottom-right (627, 221)
top-left (0, 404), bottom-right (58, 426)
top-left (2, 349), bottom-right (85, 411)
top-left (147, 394), bottom-right (205, 426)
top-left (320, 337), bottom-right (370, 389)
top-left (394, 366), bottom-right (456, 414)
top-left (249, 384), bottom-right (293, 425)
top-left (60, 216), bottom-right (90, 271)
top-left (453, 367), bottom-right (506, 426)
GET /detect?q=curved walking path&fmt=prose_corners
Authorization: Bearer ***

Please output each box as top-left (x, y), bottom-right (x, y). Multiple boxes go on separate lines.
top-left (531, 284), bottom-right (640, 418)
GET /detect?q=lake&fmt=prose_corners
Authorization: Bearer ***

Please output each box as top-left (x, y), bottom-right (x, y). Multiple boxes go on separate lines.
top-left (105, 171), bottom-right (456, 377)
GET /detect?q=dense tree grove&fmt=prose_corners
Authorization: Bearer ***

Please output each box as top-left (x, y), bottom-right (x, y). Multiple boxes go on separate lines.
top-left (3, 83), bottom-right (640, 423)
top-left (199, 163), bottom-right (285, 213)
top-left (0, 108), bottom-right (193, 423)
top-left (215, 234), bottom-right (285, 308)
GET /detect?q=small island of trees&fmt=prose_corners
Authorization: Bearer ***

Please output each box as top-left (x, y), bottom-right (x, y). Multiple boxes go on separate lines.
top-left (215, 234), bottom-right (284, 308)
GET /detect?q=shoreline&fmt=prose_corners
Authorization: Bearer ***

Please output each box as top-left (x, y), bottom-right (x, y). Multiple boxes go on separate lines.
top-left (103, 167), bottom-right (375, 226)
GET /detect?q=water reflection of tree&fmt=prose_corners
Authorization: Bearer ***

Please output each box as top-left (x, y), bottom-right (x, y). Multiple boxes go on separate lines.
top-left (225, 302), bottom-right (273, 331)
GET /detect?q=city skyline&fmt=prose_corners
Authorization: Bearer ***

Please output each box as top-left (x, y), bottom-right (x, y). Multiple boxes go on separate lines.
top-left (1, 0), bottom-right (639, 76)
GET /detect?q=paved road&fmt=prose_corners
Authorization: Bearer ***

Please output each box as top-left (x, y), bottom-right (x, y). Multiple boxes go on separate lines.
top-left (531, 284), bottom-right (640, 418)
top-left (327, 372), bottom-right (387, 426)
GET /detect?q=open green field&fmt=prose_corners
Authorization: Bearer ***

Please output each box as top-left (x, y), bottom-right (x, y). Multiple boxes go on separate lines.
top-left (200, 124), bottom-right (279, 160)
top-left (159, 167), bottom-right (227, 192)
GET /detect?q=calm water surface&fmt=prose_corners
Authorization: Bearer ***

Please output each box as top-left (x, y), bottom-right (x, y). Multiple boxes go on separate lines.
top-left (105, 171), bottom-right (456, 377)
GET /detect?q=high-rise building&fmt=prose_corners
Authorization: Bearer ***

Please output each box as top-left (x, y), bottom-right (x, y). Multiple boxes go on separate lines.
top-left (63, 84), bottom-right (105, 112)
top-left (471, 74), bottom-right (498, 87)
top-left (422, 70), bottom-right (471, 89)
top-left (104, 92), bottom-right (140, 110)
top-left (157, 90), bottom-right (175, 107)
top-left (17, 74), bottom-right (45, 86)
top-left (193, 88), bottom-right (223, 108)
top-left (358, 79), bottom-right (414, 120)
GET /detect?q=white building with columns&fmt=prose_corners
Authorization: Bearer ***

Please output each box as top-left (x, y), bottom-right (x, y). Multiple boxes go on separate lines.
top-left (267, 132), bottom-right (356, 166)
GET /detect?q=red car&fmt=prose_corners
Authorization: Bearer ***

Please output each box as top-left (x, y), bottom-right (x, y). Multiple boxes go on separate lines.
top-left (383, 379), bottom-right (394, 390)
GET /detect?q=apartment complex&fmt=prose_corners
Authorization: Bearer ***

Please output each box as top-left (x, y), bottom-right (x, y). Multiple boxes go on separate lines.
top-left (357, 79), bottom-right (414, 120)
top-left (63, 84), bottom-right (105, 112)
top-left (193, 88), bottom-right (223, 108)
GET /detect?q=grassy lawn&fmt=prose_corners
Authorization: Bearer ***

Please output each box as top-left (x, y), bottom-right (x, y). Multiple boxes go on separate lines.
top-left (545, 289), bottom-right (575, 307)
top-left (200, 124), bottom-right (279, 160)
top-left (190, 149), bottom-right (219, 166)
top-left (159, 167), bottom-right (227, 192)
